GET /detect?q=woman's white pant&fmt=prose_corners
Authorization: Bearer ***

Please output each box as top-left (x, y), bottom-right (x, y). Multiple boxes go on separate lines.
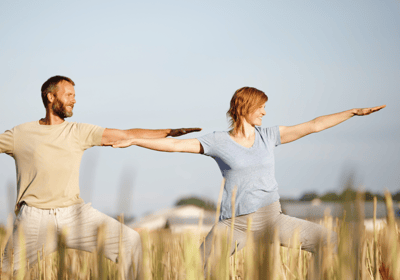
top-left (201, 200), bottom-right (337, 267)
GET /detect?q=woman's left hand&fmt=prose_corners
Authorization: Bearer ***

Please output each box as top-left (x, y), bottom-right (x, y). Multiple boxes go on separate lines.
top-left (353, 105), bottom-right (386, 116)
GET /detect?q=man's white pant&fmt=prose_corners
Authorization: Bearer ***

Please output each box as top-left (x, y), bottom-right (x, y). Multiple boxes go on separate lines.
top-left (2, 202), bottom-right (142, 279)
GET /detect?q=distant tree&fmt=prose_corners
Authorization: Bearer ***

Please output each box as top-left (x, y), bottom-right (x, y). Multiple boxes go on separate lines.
top-left (364, 191), bottom-right (375, 201)
top-left (338, 170), bottom-right (358, 202)
top-left (375, 194), bottom-right (385, 201)
top-left (175, 196), bottom-right (216, 211)
top-left (317, 189), bottom-right (384, 203)
top-left (320, 192), bottom-right (340, 202)
top-left (299, 192), bottom-right (318, 202)
top-left (280, 197), bottom-right (297, 203)
top-left (392, 191), bottom-right (400, 202)
top-left (339, 187), bottom-right (357, 202)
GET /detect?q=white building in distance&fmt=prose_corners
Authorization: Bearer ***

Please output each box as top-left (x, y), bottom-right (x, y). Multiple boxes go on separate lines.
top-left (130, 205), bottom-right (215, 233)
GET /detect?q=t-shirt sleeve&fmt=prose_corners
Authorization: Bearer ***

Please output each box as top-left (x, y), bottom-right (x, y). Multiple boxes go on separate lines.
top-left (76, 123), bottom-right (105, 150)
top-left (0, 128), bottom-right (14, 156)
top-left (196, 132), bottom-right (216, 157)
top-left (261, 126), bottom-right (281, 147)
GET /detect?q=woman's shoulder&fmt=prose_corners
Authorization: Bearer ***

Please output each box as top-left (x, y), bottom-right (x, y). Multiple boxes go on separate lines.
top-left (256, 126), bottom-right (281, 146)
top-left (198, 130), bottom-right (228, 140)
top-left (197, 131), bottom-right (229, 143)
top-left (196, 130), bottom-right (230, 154)
top-left (214, 130), bottom-right (229, 136)
top-left (256, 126), bottom-right (279, 134)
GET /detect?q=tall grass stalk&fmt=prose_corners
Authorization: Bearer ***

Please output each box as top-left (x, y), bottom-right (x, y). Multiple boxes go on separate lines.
top-left (183, 231), bottom-right (202, 280)
top-left (57, 228), bottom-right (67, 280)
top-left (96, 224), bottom-right (107, 280)
top-left (1, 245), bottom-right (3, 277)
top-left (244, 217), bottom-right (254, 280)
top-left (140, 230), bottom-right (152, 280)
top-left (206, 178), bottom-right (225, 279)
top-left (373, 196), bottom-right (380, 280)
top-left (16, 225), bottom-right (26, 280)
top-left (381, 191), bottom-right (399, 279)
top-left (118, 214), bottom-right (126, 280)
top-left (229, 187), bottom-right (237, 280)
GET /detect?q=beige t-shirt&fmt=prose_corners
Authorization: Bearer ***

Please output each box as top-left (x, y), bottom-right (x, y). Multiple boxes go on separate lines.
top-left (0, 121), bottom-right (105, 214)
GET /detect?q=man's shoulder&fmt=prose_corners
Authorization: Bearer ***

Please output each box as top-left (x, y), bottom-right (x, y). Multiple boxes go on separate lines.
top-left (67, 122), bottom-right (103, 130)
top-left (66, 123), bottom-right (105, 141)
top-left (12, 121), bottom-right (98, 132)
top-left (13, 121), bottom-right (39, 130)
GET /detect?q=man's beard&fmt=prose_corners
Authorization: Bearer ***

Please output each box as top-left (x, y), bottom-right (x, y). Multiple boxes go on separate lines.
top-left (52, 97), bottom-right (73, 118)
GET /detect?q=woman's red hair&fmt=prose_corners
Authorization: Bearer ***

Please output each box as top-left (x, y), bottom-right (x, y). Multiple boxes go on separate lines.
top-left (227, 87), bottom-right (268, 135)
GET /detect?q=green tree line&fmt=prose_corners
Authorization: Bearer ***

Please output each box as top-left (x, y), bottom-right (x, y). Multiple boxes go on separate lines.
top-left (298, 188), bottom-right (400, 202)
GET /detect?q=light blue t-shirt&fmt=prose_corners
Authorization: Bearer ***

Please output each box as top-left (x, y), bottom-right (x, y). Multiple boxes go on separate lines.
top-left (197, 126), bottom-right (281, 220)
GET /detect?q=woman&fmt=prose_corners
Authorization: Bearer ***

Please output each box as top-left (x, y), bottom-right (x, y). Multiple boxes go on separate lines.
top-left (113, 87), bottom-right (385, 264)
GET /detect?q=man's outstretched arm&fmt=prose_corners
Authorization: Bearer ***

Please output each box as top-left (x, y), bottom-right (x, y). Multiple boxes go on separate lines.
top-left (100, 127), bottom-right (202, 146)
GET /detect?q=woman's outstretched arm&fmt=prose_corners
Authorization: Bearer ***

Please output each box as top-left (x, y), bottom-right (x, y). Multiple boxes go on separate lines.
top-left (111, 138), bottom-right (204, 154)
top-left (279, 105), bottom-right (386, 144)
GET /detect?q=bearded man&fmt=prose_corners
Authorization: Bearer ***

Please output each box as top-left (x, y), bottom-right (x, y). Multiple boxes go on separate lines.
top-left (0, 75), bottom-right (201, 279)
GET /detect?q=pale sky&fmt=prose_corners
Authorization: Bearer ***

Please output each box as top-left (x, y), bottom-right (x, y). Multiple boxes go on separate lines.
top-left (1, 0), bottom-right (399, 224)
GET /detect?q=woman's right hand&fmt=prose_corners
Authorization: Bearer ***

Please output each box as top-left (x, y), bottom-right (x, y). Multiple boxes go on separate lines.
top-left (112, 139), bottom-right (135, 148)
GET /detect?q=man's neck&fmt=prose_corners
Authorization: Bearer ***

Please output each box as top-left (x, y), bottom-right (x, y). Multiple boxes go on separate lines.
top-left (39, 111), bottom-right (65, 125)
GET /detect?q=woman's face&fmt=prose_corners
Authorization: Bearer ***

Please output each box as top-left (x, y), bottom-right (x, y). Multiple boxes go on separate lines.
top-left (245, 102), bottom-right (266, 126)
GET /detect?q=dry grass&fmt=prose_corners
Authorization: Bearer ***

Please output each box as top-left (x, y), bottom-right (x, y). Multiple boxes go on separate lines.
top-left (1, 191), bottom-right (399, 280)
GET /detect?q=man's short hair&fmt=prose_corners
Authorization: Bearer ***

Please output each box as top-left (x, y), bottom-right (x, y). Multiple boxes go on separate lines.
top-left (41, 76), bottom-right (75, 107)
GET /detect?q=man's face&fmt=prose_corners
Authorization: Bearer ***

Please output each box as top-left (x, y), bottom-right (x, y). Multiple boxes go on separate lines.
top-left (52, 81), bottom-right (76, 118)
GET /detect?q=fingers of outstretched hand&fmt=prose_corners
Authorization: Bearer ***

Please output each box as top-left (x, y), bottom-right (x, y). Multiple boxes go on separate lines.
top-left (170, 127), bottom-right (202, 137)
top-left (178, 127), bottom-right (202, 134)
top-left (186, 127), bottom-right (202, 133)
top-left (356, 105), bottom-right (386, 116)
top-left (369, 105), bottom-right (386, 114)
top-left (374, 105), bottom-right (386, 111)
top-left (111, 142), bottom-right (120, 148)
top-left (111, 140), bottom-right (129, 148)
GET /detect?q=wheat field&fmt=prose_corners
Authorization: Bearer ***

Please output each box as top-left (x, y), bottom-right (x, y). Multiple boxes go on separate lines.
top-left (0, 192), bottom-right (399, 280)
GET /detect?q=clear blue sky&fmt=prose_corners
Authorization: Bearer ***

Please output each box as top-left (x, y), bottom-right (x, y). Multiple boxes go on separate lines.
top-left (1, 0), bottom-right (399, 224)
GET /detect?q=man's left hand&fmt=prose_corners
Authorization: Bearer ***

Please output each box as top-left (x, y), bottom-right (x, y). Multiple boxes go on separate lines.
top-left (168, 128), bottom-right (202, 137)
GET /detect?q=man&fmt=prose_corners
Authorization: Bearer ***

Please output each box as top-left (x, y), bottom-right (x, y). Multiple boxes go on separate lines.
top-left (0, 75), bottom-right (201, 279)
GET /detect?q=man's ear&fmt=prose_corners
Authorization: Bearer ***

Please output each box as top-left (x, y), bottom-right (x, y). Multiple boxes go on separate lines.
top-left (47, 92), bottom-right (55, 103)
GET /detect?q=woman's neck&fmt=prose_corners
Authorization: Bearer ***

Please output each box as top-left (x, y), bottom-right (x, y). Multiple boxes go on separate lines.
top-left (231, 120), bottom-right (255, 139)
